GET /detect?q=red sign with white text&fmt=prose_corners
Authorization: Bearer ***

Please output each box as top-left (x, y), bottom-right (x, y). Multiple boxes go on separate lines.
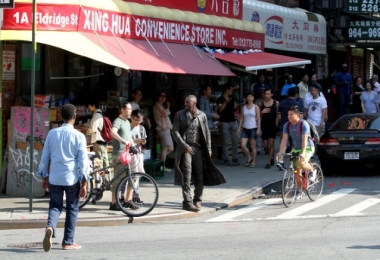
top-left (124, 0), bottom-right (242, 19)
top-left (2, 3), bottom-right (263, 50)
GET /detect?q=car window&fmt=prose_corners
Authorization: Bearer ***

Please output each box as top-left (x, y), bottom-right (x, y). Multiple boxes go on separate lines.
top-left (331, 115), bottom-right (378, 130)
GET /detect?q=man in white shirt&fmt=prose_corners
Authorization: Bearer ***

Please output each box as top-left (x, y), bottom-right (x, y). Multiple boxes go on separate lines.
top-left (304, 84), bottom-right (328, 137)
top-left (297, 73), bottom-right (309, 105)
top-left (371, 74), bottom-right (380, 101)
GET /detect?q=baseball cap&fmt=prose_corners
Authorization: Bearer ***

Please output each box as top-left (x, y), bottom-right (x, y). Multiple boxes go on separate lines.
top-left (342, 63), bottom-right (348, 67)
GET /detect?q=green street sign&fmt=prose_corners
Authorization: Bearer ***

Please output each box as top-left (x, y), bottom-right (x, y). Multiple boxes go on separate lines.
top-left (345, 0), bottom-right (380, 13)
top-left (347, 20), bottom-right (380, 39)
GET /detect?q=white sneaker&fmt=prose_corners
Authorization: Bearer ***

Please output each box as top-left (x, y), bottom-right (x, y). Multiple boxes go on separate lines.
top-left (295, 190), bottom-right (303, 200)
top-left (309, 169), bottom-right (317, 183)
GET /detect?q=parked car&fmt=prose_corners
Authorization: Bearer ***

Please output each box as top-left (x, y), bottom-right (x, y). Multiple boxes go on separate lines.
top-left (318, 113), bottom-right (380, 175)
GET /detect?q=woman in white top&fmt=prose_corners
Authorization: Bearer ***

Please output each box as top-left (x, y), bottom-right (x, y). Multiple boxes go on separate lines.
top-left (236, 92), bottom-right (261, 168)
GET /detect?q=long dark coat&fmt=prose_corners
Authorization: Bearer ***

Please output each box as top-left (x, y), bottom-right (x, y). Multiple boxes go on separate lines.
top-left (172, 109), bottom-right (226, 186)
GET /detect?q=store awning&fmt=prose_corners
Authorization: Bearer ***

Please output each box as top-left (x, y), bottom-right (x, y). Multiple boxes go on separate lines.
top-left (213, 51), bottom-right (311, 71)
top-left (81, 32), bottom-right (235, 76)
top-left (1, 30), bottom-right (235, 76)
top-left (0, 30), bottom-right (131, 71)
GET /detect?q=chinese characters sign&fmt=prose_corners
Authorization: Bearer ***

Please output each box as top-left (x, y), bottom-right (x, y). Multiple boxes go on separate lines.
top-left (345, 0), bottom-right (380, 13)
top-left (125, 0), bottom-right (242, 19)
top-left (243, 9), bottom-right (326, 54)
top-left (347, 20), bottom-right (380, 40)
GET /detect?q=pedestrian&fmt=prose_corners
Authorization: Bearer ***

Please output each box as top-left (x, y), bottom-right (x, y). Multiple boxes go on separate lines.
top-left (260, 88), bottom-right (279, 169)
top-left (172, 95), bottom-right (226, 212)
top-left (333, 63), bottom-right (353, 117)
top-left (87, 99), bottom-right (109, 185)
top-left (360, 81), bottom-right (379, 113)
top-left (371, 74), bottom-right (380, 103)
top-left (153, 90), bottom-right (174, 172)
top-left (297, 73), bottom-right (309, 105)
top-left (109, 101), bottom-right (139, 211)
top-left (304, 83), bottom-right (328, 138)
top-left (129, 88), bottom-right (151, 129)
top-left (198, 83), bottom-right (220, 129)
top-left (37, 104), bottom-right (90, 251)
top-left (251, 74), bottom-right (270, 102)
top-left (280, 74), bottom-right (296, 100)
top-left (217, 84), bottom-right (240, 166)
top-left (352, 76), bottom-right (365, 113)
top-left (236, 92), bottom-right (261, 168)
top-left (276, 87), bottom-right (303, 170)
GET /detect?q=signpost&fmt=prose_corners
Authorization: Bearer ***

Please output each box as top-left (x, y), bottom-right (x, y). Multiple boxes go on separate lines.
top-left (347, 19), bottom-right (380, 40)
top-left (345, 0), bottom-right (380, 13)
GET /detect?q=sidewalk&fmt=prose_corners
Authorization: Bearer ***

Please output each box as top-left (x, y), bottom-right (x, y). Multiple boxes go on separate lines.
top-left (0, 151), bottom-right (284, 230)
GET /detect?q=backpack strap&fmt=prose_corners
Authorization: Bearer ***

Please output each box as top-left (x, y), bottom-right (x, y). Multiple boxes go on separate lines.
top-left (297, 119), bottom-right (303, 135)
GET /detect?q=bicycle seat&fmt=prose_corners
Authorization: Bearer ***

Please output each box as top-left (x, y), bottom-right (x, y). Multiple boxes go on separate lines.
top-left (88, 152), bottom-right (100, 161)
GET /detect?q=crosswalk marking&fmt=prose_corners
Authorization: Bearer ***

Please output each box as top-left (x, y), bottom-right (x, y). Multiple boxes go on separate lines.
top-left (206, 198), bottom-right (282, 222)
top-left (330, 198), bottom-right (380, 217)
top-left (275, 188), bottom-right (356, 219)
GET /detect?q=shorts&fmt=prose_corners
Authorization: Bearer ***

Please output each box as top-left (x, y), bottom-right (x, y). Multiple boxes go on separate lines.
top-left (111, 155), bottom-right (128, 193)
top-left (291, 146), bottom-right (315, 169)
top-left (261, 128), bottom-right (277, 140)
top-left (241, 127), bottom-right (258, 140)
top-left (157, 129), bottom-right (174, 146)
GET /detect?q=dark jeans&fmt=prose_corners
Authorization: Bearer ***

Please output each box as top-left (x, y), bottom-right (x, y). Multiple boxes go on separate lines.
top-left (47, 181), bottom-right (80, 245)
top-left (180, 147), bottom-right (204, 203)
top-left (338, 92), bottom-right (351, 117)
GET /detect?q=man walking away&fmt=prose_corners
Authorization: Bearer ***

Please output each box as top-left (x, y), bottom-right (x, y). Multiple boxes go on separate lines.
top-left (37, 104), bottom-right (90, 251)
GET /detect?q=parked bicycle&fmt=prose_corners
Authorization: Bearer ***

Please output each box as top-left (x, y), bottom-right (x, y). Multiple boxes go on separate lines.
top-left (63, 146), bottom-right (159, 217)
top-left (281, 152), bottom-right (324, 207)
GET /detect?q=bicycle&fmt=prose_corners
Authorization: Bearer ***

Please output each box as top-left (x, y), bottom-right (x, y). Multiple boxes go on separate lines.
top-left (281, 152), bottom-right (324, 207)
top-left (63, 146), bottom-right (159, 217)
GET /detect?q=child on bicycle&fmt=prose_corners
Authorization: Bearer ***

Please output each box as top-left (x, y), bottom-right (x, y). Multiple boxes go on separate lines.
top-left (276, 105), bottom-right (315, 200)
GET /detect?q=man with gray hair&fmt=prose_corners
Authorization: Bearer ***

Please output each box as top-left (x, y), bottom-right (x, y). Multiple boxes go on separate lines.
top-left (371, 74), bottom-right (380, 101)
top-left (172, 95), bottom-right (226, 212)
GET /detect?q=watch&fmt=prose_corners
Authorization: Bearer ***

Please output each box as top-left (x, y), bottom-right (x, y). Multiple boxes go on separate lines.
top-left (114, 67), bottom-right (123, 76)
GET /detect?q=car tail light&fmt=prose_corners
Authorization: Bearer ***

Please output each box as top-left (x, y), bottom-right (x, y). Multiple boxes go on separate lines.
top-left (319, 138), bottom-right (339, 145)
top-left (365, 138), bottom-right (380, 144)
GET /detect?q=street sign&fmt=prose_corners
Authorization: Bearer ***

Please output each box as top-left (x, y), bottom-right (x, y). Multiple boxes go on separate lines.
top-left (347, 19), bottom-right (380, 40)
top-left (0, 0), bottom-right (14, 9)
top-left (345, 0), bottom-right (380, 13)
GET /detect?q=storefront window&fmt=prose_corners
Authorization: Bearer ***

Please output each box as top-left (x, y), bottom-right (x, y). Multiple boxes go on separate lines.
top-left (21, 43), bottom-right (42, 101)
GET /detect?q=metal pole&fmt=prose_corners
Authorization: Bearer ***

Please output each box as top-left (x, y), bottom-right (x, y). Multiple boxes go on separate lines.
top-left (0, 9), bottom-right (3, 183)
top-left (29, 0), bottom-right (36, 212)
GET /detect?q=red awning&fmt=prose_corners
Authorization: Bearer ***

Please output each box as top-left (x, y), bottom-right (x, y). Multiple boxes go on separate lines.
top-left (213, 51), bottom-right (311, 71)
top-left (82, 32), bottom-right (235, 76)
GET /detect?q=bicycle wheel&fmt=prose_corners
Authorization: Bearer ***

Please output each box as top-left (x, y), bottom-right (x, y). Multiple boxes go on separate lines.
top-left (307, 163), bottom-right (324, 201)
top-left (63, 177), bottom-right (94, 210)
top-left (115, 172), bottom-right (159, 217)
top-left (282, 169), bottom-right (297, 207)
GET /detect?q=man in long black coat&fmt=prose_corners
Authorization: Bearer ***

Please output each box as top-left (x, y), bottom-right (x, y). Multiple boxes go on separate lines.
top-left (172, 95), bottom-right (226, 212)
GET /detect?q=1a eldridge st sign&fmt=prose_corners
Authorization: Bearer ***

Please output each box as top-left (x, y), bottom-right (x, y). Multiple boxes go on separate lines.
top-left (345, 0), bottom-right (380, 13)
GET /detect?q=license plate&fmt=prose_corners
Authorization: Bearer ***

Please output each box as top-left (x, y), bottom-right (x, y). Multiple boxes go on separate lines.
top-left (344, 152), bottom-right (359, 160)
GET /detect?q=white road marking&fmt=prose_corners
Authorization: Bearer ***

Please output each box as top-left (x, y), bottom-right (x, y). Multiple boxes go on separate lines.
top-left (205, 198), bottom-right (282, 222)
top-left (330, 198), bottom-right (380, 217)
top-left (275, 188), bottom-right (356, 219)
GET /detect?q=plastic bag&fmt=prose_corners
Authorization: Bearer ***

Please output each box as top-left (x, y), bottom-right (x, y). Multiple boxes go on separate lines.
top-left (119, 145), bottom-right (131, 165)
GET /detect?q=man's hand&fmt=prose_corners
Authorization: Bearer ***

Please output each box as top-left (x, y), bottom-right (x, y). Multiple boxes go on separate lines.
top-left (42, 178), bottom-right (49, 192)
top-left (79, 184), bottom-right (87, 198)
top-left (185, 146), bottom-right (194, 155)
top-left (213, 113), bottom-right (220, 120)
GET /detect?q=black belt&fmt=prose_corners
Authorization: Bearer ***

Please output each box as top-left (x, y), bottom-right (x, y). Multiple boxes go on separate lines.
top-left (95, 141), bottom-right (107, 145)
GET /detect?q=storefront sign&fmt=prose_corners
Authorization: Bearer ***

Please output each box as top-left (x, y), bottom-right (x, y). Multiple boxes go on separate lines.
top-left (345, 0), bottom-right (380, 13)
top-left (2, 50), bottom-right (15, 81)
top-left (2, 3), bottom-right (263, 50)
top-left (125, 0), bottom-right (242, 19)
top-left (243, 8), bottom-right (326, 54)
top-left (347, 19), bottom-right (380, 40)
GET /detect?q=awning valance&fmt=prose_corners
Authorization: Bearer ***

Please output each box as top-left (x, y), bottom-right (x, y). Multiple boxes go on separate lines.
top-left (213, 51), bottom-right (311, 71)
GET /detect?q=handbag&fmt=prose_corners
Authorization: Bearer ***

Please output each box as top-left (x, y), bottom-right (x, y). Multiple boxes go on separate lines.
top-left (119, 145), bottom-right (131, 165)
